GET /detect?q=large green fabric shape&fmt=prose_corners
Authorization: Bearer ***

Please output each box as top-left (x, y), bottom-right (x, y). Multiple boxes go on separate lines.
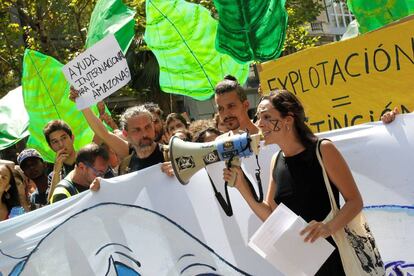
top-left (0, 87), bottom-right (29, 150)
top-left (214, 0), bottom-right (288, 63)
top-left (22, 49), bottom-right (100, 162)
top-left (144, 0), bottom-right (250, 101)
top-left (347, 0), bottom-right (414, 33)
top-left (86, 0), bottom-right (136, 53)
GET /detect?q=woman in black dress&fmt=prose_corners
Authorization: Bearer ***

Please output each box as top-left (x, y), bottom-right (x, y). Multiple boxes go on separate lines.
top-left (224, 90), bottom-right (363, 275)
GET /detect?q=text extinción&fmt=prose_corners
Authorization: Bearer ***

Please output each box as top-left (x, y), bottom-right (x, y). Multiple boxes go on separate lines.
top-left (62, 34), bottom-right (131, 110)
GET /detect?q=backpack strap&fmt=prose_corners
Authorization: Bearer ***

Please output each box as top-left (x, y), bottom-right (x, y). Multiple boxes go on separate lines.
top-left (56, 179), bottom-right (79, 197)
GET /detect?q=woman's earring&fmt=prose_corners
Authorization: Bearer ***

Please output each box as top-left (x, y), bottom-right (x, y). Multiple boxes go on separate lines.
top-left (5, 192), bottom-right (10, 200)
top-left (286, 125), bottom-right (290, 131)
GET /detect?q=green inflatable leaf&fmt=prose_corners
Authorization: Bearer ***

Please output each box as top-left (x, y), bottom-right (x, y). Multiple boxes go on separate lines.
top-left (86, 0), bottom-right (136, 53)
top-left (0, 87), bottom-right (29, 150)
top-left (347, 0), bottom-right (414, 33)
top-left (22, 49), bottom-right (101, 162)
top-left (144, 0), bottom-right (250, 101)
top-left (214, 0), bottom-right (288, 63)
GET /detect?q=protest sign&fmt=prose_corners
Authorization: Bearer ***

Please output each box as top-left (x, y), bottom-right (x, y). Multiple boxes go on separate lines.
top-left (258, 17), bottom-right (414, 133)
top-left (62, 34), bottom-right (131, 110)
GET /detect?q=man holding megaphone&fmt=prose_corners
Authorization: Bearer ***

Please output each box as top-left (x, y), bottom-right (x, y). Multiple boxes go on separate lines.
top-left (170, 75), bottom-right (266, 216)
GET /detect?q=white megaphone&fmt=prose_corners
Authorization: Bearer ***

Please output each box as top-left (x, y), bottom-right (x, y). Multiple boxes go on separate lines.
top-left (169, 132), bottom-right (261, 185)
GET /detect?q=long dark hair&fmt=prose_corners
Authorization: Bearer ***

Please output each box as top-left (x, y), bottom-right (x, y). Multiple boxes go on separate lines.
top-left (264, 90), bottom-right (317, 148)
top-left (1, 165), bottom-right (20, 212)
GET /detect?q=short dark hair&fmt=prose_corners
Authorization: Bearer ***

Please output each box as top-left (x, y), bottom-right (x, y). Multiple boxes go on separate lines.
top-left (214, 75), bottom-right (247, 102)
top-left (144, 102), bottom-right (164, 119)
top-left (193, 127), bottom-right (222, 143)
top-left (165, 113), bottom-right (188, 131)
top-left (43, 120), bottom-right (73, 146)
top-left (76, 143), bottom-right (109, 165)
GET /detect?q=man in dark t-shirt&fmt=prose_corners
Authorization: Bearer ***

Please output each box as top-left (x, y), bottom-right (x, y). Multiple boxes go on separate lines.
top-left (69, 87), bottom-right (173, 177)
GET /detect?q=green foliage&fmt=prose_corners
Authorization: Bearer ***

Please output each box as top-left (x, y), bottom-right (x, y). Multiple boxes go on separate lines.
top-left (0, 0), bottom-right (324, 101)
top-left (284, 7), bottom-right (320, 53)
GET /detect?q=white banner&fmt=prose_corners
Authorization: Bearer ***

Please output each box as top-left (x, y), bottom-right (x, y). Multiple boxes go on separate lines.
top-left (0, 114), bottom-right (413, 275)
top-left (62, 34), bottom-right (131, 110)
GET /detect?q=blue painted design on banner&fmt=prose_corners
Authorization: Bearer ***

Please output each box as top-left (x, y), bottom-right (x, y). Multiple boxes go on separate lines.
top-left (12, 202), bottom-right (252, 276)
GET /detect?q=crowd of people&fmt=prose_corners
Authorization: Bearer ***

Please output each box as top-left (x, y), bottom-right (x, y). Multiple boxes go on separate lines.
top-left (0, 73), bottom-right (401, 274)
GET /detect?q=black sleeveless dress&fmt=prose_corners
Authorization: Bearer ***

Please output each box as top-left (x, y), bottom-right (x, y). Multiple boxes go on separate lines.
top-left (272, 142), bottom-right (346, 276)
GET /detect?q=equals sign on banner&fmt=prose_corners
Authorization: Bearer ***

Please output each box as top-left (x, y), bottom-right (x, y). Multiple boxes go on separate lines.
top-left (331, 95), bottom-right (351, 108)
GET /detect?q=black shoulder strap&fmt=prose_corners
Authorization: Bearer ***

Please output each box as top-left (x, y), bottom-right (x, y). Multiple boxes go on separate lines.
top-left (56, 179), bottom-right (78, 196)
top-left (317, 138), bottom-right (331, 157)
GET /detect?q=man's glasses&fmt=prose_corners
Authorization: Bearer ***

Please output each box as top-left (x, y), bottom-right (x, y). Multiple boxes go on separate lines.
top-left (84, 163), bottom-right (109, 177)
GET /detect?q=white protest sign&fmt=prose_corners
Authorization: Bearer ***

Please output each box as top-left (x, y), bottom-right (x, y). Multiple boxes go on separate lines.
top-left (62, 34), bottom-right (131, 110)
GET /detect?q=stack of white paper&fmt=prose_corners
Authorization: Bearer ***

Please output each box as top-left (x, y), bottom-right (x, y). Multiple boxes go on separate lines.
top-left (248, 203), bottom-right (335, 276)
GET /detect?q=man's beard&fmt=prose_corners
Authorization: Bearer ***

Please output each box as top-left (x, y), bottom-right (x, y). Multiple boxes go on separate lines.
top-left (138, 137), bottom-right (154, 149)
top-left (223, 116), bottom-right (240, 131)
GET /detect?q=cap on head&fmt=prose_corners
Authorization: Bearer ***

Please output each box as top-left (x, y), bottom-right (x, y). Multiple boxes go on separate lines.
top-left (17, 149), bottom-right (43, 166)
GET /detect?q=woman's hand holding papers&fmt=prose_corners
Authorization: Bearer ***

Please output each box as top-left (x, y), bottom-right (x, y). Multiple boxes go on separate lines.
top-left (300, 220), bottom-right (332, 243)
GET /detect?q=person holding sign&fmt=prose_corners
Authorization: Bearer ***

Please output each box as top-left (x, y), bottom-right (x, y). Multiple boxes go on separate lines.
top-left (69, 88), bottom-right (174, 177)
top-left (223, 90), bottom-right (366, 275)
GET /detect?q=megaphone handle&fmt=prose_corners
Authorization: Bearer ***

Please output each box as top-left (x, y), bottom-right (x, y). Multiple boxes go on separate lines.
top-left (206, 172), bottom-right (233, 216)
top-left (226, 157), bottom-right (238, 187)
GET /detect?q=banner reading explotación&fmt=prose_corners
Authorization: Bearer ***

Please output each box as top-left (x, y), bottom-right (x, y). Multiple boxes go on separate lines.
top-left (258, 16), bottom-right (414, 133)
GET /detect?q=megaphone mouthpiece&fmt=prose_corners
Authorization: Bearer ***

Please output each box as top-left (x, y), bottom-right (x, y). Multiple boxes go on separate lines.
top-left (169, 133), bottom-right (261, 185)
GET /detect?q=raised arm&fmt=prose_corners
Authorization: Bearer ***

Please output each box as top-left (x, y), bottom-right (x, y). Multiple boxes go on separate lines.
top-left (70, 87), bottom-right (129, 159)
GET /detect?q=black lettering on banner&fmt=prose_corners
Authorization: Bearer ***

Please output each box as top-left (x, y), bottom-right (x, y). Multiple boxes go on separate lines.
top-left (331, 95), bottom-right (351, 108)
top-left (364, 48), bottom-right (370, 74)
top-left (310, 120), bottom-right (325, 132)
top-left (267, 78), bottom-right (278, 90)
top-left (369, 110), bottom-right (375, 122)
top-left (288, 71), bottom-right (299, 94)
top-left (69, 68), bottom-right (77, 79)
top-left (327, 114), bottom-right (332, 130)
top-left (92, 89), bottom-right (101, 100)
top-left (373, 44), bottom-right (391, 72)
top-left (298, 69), bottom-right (309, 93)
top-left (344, 53), bottom-right (361, 77)
top-left (308, 66), bottom-right (320, 88)
top-left (401, 104), bottom-right (411, 114)
top-left (316, 61), bottom-right (328, 85)
top-left (395, 38), bottom-right (414, 70)
top-left (330, 59), bottom-right (347, 85)
top-left (332, 114), bottom-right (349, 129)
top-left (90, 81), bottom-right (98, 88)
top-left (351, 115), bottom-right (363, 125)
top-left (78, 86), bottom-right (89, 96)
top-left (278, 76), bottom-right (288, 89)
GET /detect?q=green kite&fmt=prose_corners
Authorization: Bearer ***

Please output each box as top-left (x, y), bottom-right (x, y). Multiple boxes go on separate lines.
top-left (347, 0), bottom-right (414, 33)
top-left (0, 87), bottom-right (29, 150)
top-left (214, 0), bottom-right (288, 63)
top-left (22, 49), bottom-right (101, 162)
top-left (86, 0), bottom-right (136, 53)
top-left (145, 0), bottom-right (250, 101)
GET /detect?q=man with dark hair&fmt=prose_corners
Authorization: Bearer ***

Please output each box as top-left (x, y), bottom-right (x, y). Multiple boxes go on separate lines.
top-left (17, 149), bottom-right (49, 208)
top-left (50, 143), bottom-right (109, 203)
top-left (214, 75), bottom-right (259, 135)
top-left (144, 102), bottom-right (165, 142)
top-left (43, 120), bottom-right (77, 201)
top-left (69, 88), bottom-right (173, 176)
